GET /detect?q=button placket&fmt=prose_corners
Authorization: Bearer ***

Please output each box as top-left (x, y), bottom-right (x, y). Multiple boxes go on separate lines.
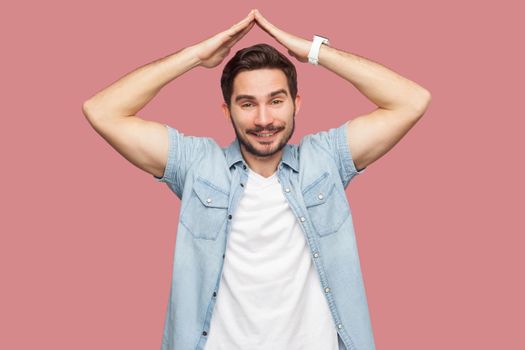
top-left (276, 169), bottom-right (346, 344)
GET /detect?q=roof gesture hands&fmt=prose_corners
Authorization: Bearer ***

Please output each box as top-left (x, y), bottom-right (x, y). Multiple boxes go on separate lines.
top-left (192, 9), bottom-right (312, 68)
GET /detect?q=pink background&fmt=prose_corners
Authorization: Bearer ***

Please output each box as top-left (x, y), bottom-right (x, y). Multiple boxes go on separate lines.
top-left (2, 0), bottom-right (523, 349)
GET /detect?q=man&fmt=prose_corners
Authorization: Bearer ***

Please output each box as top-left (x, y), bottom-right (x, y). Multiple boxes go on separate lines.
top-left (83, 9), bottom-right (431, 350)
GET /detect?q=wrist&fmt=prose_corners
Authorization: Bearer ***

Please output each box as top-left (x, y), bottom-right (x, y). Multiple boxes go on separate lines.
top-left (183, 45), bottom-right (204, 69)
top-left (308, 35), bottom-right (330, 65)
top-left (317, 44), bottom-right (333, 67)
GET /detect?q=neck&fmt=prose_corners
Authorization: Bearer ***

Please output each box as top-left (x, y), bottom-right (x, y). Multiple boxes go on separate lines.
top-left (240, 146), bottom-right (283, 178)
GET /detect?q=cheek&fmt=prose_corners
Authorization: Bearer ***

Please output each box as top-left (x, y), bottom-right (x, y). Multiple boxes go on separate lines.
top-left (232, 113), bottom-right (255, 130)
top-left (277, 105), bottom-right (295, 121)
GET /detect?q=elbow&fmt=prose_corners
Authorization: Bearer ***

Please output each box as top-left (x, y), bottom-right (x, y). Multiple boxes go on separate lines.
top-left (421, 89), bottom-right (432, 109)
top-left (82, 100), bottom-right (96, 120)
top-left (82, 99), bottom-right (108, 122)
top-left (412, 88), bottom-right (432, 118)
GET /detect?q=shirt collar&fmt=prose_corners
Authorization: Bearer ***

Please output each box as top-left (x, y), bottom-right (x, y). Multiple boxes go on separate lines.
top-left (225, 138), bottom-right (299, 172)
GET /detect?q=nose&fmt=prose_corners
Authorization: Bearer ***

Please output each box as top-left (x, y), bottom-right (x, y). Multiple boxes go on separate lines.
top-left (254, 105), bottom-right (274, 128)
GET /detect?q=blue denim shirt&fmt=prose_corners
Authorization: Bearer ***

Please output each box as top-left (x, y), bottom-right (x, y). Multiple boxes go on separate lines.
top-left (154, 121), bottom-right (375, 350)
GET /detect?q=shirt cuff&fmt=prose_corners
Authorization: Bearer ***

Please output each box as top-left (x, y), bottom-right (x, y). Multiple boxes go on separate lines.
top-left (337, 121), bottom-right (366, 180)
top-left (153, 124), bottom-right (175, 183)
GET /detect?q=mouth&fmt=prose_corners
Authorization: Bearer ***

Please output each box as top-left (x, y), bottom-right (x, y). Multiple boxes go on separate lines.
top-left (249, 129), bottom-right (281, 140)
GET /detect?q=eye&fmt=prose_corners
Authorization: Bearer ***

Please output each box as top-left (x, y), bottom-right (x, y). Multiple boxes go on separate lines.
top-left (271, 99), bottom-right (283, 105)
top-left (241, 102), bottom-right (254, 108)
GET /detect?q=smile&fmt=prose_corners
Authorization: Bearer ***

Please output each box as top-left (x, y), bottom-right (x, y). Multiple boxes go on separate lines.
top-left (250, 129), bottom-right (281, 138)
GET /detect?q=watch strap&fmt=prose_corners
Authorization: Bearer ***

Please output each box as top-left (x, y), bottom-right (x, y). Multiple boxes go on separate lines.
top-left (308, 35), bottom-right (330, 65)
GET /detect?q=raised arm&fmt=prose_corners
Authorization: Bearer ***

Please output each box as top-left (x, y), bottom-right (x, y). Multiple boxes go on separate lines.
top-left (82, 10), bottom-right (256, 178)
top-left (253, 10), bottom-right (431, 172)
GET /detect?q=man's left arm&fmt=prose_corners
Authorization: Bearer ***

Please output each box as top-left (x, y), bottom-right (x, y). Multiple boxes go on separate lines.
top-left (254, 10), bottom-right (432, 171)
top-left (317, 45), bottom-right (431, 171)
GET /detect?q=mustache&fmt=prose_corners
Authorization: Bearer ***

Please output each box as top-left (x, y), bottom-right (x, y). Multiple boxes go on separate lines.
top-left (248, 125), bottom-right (284, 133)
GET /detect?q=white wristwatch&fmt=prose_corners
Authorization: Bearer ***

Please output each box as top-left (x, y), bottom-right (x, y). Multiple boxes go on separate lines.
top-left (308, 35), bottom-right (330, 65)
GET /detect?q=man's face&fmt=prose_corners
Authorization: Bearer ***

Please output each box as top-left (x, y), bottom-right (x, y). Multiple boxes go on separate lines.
top-left (223, 68), bottom-right (301, 158)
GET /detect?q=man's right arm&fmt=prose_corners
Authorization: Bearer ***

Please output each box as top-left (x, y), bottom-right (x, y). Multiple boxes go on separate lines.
top-left (82, 47), bottom-right (201, 178)
top-left (82, 10), bottom-right (256, 178)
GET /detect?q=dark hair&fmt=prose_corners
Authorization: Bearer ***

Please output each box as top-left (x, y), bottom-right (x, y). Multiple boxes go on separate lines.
top-left (220, 43), bottom-right (298, 108)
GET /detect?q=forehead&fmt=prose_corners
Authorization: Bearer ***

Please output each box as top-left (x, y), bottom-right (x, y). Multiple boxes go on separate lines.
top-left (232, 68), bottom-right (289, 97)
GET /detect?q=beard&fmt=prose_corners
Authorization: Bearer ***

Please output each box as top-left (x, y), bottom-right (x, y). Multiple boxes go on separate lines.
top-left (230, 107), bottom-right (296, 158)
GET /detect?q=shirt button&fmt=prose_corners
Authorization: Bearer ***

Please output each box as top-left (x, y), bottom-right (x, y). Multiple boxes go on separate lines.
top-left (243, 165), bottom-right (247, 170)
top-left (222, 253), bottom-right (225, 259)
top-left (202, 331), bottom-right (207, 336)
top-left (338, 324), bottom-right (343, 329)
top-left (318, 194), bottom-right (324, 200)
top-left (212, 291), bottom-right (217, 297)
top-left (313, 252), bottom-right (319, 258)
top-left (300, 217), bottom-right (306, 222)
top-left (284, 188), bottom-right (290, 193)
top-left (240, 183), bottom-right (244, 187)
top-left (228, 215), bottom-right (232, 220)
top-left (206, 198), bottom-right (212, 204)
top-left (324, 287), bottom-right (331, 293)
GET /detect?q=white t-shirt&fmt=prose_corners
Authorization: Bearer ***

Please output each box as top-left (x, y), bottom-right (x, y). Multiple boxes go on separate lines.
top-left (204, 168), bottom-right (339, 350)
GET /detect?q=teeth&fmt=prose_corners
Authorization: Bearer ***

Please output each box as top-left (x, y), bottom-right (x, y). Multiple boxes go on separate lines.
top-left (255, 133), bottom-right (274, 137)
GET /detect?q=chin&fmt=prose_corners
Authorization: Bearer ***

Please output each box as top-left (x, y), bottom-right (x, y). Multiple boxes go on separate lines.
top-left (243, 132), bottom-right (290, 158)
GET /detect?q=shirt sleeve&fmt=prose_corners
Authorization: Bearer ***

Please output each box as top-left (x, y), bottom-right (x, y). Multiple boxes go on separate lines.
top-left (153, 124), bottom-right (209, 199)
top-left (305, 121), bottom-right (366, 189)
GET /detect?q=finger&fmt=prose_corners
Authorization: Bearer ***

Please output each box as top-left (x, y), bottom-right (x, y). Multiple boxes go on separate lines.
top-left (212, 18), bottom-right (252, 51)
top-left (220, 15), bottom-right (255, 47)
top-left (227, 10), bottom-right (255, 38)
top-left (225, 20), bottom-right (255, 48)
top-left (253, 9), bottom-right (280, 38)
top-left (254, 10), bottom-right (294, 50)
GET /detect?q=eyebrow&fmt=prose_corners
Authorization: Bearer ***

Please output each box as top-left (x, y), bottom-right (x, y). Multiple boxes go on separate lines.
top-left (234, 89), bottom-right (288, 103)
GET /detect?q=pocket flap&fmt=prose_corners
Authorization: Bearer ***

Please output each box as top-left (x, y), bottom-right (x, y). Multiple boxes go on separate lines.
top-left (192, 177), bottom-right (229, 208)
top-left (303, 173), bottom-right (335, 208)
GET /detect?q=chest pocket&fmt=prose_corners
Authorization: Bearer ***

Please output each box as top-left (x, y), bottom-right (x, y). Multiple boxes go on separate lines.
top-left (303, 172), bottom-right (349, 237)
top-left (180, 177), bottom-right (229, 240)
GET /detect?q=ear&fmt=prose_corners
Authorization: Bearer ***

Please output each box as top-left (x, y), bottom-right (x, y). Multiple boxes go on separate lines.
top-left (294, 94), bottom-right (302, 116)
top-left (221, 102), bottom-right (231, 120)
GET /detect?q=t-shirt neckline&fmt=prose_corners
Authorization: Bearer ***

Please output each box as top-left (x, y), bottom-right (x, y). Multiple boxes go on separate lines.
top-left (247, 167), bottom-right (278, 184)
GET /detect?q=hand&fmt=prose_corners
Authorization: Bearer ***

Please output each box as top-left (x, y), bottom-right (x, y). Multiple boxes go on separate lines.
top-left (253, 10), bottom-right (312, 63)
top-left (192, 10), bottom-right (256, 68)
